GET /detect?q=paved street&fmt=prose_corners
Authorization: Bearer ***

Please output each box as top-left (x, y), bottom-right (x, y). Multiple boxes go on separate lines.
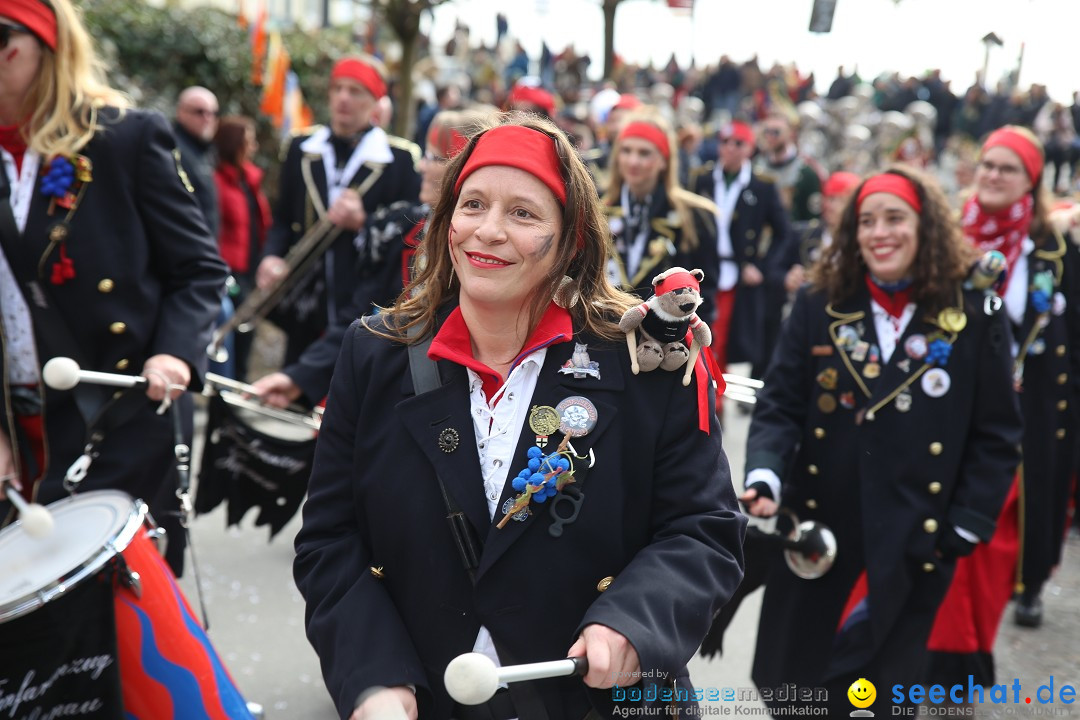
top-left (177, 377), bottom-right (1080, 719)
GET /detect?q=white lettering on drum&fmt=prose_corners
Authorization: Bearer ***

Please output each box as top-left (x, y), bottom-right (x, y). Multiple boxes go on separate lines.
top-left (0, 653), bottom-right (113, 718)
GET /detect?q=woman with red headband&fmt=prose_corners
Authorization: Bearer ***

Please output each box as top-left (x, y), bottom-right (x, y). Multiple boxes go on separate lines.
top-left (601, 109), bottom-right (719, 324)
top-left (294, 113), bottom-right (745, 720)
top-left (0, 1), bottom-right (225, 533)
top-left (740, 166), bottom-right (1021, 715)
top-left (936, 127), bottom-right (1080, 646)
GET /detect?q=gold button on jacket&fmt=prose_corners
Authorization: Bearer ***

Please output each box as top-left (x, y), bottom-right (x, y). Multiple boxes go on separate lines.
top-left (929, 442), bottom-right (943, 456)
top-left (109, 321), bottom-right (127, 334)
top-left (97, 278), bottom-right (115, 293)
top-left (923, 518), bottom-right (938, 533)
top-left (597, 576), bottom-right (614, 592)
top-left (928, 482), bottom-right (942, 495)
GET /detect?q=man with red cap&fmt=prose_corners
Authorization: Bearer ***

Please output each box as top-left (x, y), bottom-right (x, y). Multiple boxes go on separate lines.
top-left (692, 120), bottom-right (790, 388)
top-left (250, 55), bottom-right (420, 409)
top-left (779, 170), bottom-right (861, 294)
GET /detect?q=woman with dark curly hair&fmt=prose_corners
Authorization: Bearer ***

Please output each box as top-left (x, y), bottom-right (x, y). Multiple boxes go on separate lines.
top-left (740, 166), bottom-right (1021, 715)
top-left (294, 112), bottom-right (746, 720)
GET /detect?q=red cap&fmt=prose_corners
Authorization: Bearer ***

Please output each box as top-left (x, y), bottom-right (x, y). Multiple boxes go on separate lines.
top-left (719, 121), bottom-right (755, 146)
top-left (654, 270), bottom-right (701, 297)
top-left (507, 84), bottom-right (556, 117)
top-left (857, 173), bottom-right (922, 214)
top-left (822, 171), bottom-right (861, 198)
top-left (331, 58), bottom-right (386, 100)
top-left (427, 124), bottom-right (469, 160)
top-left (982, 126), bottom-right (1044, 184)
top-left (612, 94), bottom-right (642, 112)
top-left (3, 0), bottom-right (57, 51)
top-left (618, 121), bottom-right (670, 160)
top-left (454, 125), bottom-right (565, 204)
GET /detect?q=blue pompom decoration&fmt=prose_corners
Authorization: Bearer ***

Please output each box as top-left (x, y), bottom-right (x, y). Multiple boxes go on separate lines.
top-left (533, 492), bottom-right (549, 504)
top-left (926, 339), bottom-right (952, 367)
top-left (41, 157), bottom-right (76, 199)
top-left (557, 457), bottom-right (570, 471)
top-left (1030, 289), bottom-right (1051, 314)
top-left (528, 458), bottom-right (541, 472)
top-left (527, 447), bottom-right (544, 459)
top-left (529, 472), bottom-right (546, 487)
top-left (512, 477), bottom-right (527, 491)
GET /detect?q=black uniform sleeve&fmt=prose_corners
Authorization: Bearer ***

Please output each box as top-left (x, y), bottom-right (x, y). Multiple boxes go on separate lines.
top-left (294, 322), bottom-right (427, 718)
top-left (759, 181), bottom-right (792, 274)
top-left (745, 286), bottom-right (814, 475)
top-left (137, 112), bottom-right (228, 387)
top-left (947, 305), bottom-right (1023, 540)
top-left (265, 138), bottom-right (303, 259)
top-left (578, 364), bottom-right (746, 676)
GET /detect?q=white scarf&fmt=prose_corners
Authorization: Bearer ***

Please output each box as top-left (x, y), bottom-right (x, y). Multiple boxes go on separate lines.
top-left (713, 160), bottom-right (751, 292)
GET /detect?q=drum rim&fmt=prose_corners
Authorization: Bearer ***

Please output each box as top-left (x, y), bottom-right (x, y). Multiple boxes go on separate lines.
top-left (0, 490), bottom-right (147, 623)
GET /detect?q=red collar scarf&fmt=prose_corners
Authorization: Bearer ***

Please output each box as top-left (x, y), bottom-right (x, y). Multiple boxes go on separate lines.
top-left (428, 301), bottom-right (573, 404)
top-left (961, 193), bottom-right (1033, 293)
top-left (0, 125), bottom-right (27, 174)
top-left (865, 275), bottom-right (912, 319)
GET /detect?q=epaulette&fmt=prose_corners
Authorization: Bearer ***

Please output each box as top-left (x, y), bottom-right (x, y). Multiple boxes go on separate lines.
top-left (688, 161), bottom-right (715, 188)
top-left (387, 135), bottom-right (422, 165)
top-left (755, 168), bottom-right (779, 184)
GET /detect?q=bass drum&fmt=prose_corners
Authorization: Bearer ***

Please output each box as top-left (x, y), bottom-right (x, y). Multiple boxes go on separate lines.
top-left (0, 490), bottom-right (254, 719)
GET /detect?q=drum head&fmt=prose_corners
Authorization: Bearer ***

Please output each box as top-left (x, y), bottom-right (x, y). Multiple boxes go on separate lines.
top-left (0, 490), bottom-right (145, 622)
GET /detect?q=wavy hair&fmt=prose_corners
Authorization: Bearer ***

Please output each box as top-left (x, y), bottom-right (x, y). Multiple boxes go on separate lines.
top-left (810, 166), bottom-right (979, 315)
top-left (368, 112), bottom-right (639, 343)
top-left (20, 0), bottom-right (129, 158)
top-left (601, 108), bottom-right (718, 251)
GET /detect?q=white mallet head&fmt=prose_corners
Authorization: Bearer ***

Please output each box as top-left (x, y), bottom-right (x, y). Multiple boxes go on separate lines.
top-left (19, 503), bottom-right (55, 538)
top-left (444, 652), bottom-right (499, 706)
top-left (42, 357), bottom-right (81, 390)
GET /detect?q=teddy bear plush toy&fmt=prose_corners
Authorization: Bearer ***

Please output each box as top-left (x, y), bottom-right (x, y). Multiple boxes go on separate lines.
top-left (619, 267), bottom-right (713, 386)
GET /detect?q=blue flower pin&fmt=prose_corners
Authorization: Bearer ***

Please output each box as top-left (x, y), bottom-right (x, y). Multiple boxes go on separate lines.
top-left (41, 157), bottom-right (75, 199)
top-left (926, 338), bottom-right (952, 367)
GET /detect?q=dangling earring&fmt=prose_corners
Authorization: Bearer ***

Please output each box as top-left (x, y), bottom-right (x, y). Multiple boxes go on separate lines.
top-left (553, 275), bottom-right (579, 309)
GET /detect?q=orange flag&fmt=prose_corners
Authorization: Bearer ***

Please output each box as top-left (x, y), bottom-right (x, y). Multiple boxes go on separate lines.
top-left (260, 31), bottom-right (289, 127)
top-left (251, 3), bottom-right (268, 86)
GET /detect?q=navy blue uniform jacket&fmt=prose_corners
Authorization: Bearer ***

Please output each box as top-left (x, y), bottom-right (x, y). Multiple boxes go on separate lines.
top-left (294, 316), bottom-right (746, 719)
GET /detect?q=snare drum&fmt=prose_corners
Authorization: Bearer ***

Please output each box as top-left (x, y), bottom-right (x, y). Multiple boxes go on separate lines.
top-left (0, 490), bottom-right (254, 719)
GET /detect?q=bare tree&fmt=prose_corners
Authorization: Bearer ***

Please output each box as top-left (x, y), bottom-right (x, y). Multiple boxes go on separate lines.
top-left (358, 0), bottom-right (453, 139)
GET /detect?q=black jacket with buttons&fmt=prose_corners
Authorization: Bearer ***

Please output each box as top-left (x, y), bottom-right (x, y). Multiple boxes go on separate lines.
top-left (692, 164), bottom-right (790, 368)
top-left (0, 107), bottom-right (227, 507)
top-left (745, 283), bottom-right (1021, 690)
top-left (293, 316), bottom-right (746, 719)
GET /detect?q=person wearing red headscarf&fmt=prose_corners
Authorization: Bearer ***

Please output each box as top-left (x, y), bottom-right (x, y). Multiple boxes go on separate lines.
top-left (249, 54), bottom-right (420, 409)
top-left (294, 113), bottom-right (745, 720)
top-left (925, 127), bottom-right (1080, 686)
top-left (0, 0), bottom-right (226, 550)
top-left (740, 167), bottom-right (1020, 716)
top-left (600, 109), bottom-right (719, 324)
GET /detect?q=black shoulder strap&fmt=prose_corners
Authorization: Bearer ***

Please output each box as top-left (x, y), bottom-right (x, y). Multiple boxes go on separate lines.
top-left (404, 322), bottom-right (483, 582)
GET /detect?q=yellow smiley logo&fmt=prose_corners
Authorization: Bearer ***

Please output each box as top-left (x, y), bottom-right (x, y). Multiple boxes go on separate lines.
top-left (847, 678), bottom-right (876, 709)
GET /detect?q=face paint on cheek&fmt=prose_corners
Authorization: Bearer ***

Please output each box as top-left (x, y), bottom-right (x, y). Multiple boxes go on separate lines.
top-left (5, 48), bottom-right (17, 62)
top-left (533, 233), bottom-right (555, 259)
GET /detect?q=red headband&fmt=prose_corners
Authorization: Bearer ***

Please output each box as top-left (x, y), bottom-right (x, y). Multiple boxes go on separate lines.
top-left (983, 127), bottom-right (1044, 184)
top-left (720, 121), bottom-right (755, 146)
top-left (331, 58), bottom-right (386, 100)
top-left (857, 173), bottom-right (922, 214)
top-left (654, 270), bottom-right (700, 297)
top-left (4, 0), bottom-right (56, 50)
top-left (618, 122), bottom-right (670, 160)
top-left (427, 124), bottom-right (469, 159)
top-left (454, 125), bottom-right (566, 204)
top-left (822, 171), bottom-right (861, 198)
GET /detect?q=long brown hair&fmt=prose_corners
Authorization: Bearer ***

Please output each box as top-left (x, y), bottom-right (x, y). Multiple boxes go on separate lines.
top-left (21, 0), bottom-right (129, 158)
top-left (811, 166), bottom-right (978, 314)
top-left (214, 116), bottom-right (255, 168)
top-left (368, 112), bottom-right (639, 343)
top-left (601, 108), bottom-right (718, 250)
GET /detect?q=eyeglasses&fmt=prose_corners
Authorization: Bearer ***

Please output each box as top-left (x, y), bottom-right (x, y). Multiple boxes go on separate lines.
top-left (185, 107), bottom-right (219, 118)
top-left (0, 23), bottom-right (31, 50)
top-left (978, 159), bottom-right (1023, 178)
top-left (762, 128), bottom-right (783, 137)
top-left (720, 138), bottom-right (746, 147)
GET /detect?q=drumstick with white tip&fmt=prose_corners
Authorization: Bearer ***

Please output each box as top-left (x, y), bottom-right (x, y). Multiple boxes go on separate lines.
top-left (42, 357), bottom-right (148, 390)
top-left (444, 652), bottom-right (589, 706)
top-left (1, 477), bottom-right (54, 538)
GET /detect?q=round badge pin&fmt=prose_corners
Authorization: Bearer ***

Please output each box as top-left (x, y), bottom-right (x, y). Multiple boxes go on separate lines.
top-left (937, 308), bottom-right (967, 333)
top-left (904, 334), bottom-right (928, 360)
top-left (921, 368), bottom-right (951, 398)
top-left (895, 392), bottom-right (913, 413)
top-left (1053, 291), bottom-right (1067, 316)
top-left (437, 427), bottom-right (460, 453)
top-left (556, 396), bottom-right (598, 437)
top-left (838, 326), bottom-right (859, 348)
top-left (817, 393), bottom-right (838, 414)
top-left (529, 405), bottom-right (561, 437)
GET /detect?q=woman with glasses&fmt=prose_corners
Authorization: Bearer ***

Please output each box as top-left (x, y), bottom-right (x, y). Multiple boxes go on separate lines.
top-left (741, 167), bottom-right (1021, 715)
top-left (601, 108), bottom-right (719, 325)
top-left (294, 113), bottom-right (746, 720)
top-left (0, 0), bottom-right (225, 524)
top-left (927, 127), bottom-right (1080, 687)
